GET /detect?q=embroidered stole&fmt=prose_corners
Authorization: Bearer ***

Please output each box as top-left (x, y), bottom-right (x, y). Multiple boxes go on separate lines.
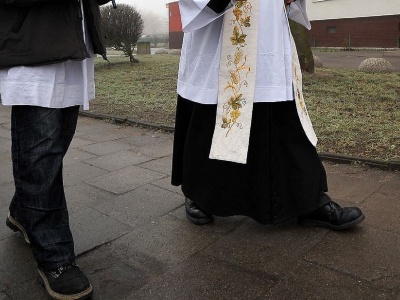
top-left (209, 0), bottom-right (259, 164)
top-left (209, 1), bottom-right (317, 164)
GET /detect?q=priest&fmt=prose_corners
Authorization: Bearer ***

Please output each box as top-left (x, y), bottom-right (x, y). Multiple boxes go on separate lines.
top-left (171, 0), bottom-right (364, 230)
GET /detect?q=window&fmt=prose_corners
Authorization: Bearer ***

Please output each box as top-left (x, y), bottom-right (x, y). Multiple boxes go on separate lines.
top-left (327, 26), bottom-right (336, 33)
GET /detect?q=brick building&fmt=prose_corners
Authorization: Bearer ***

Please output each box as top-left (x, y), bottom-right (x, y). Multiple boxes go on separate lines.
top-left (167, 1), bottom-right (183, 49)
top-left (167, 0), bottom-right (400, 49)
top-left (308, 0), bottom-right (400, 48)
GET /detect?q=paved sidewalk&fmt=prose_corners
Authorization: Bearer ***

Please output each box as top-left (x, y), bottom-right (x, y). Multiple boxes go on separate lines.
top-left (313, 49), bottom-right (400, 71)
top-left (0, 104), bottom-right (399, 300)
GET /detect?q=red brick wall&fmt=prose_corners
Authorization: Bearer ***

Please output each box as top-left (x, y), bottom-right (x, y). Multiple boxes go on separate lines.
top-left (308, 15), bottom-right (400, 48)
top-left (169, 31), bottom-right (184, 50)
top-left (168, 1), bottom-right (182, 49)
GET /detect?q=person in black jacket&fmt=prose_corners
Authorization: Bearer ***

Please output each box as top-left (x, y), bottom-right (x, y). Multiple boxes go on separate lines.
top-left (0, 0), bottom-right (111, 299)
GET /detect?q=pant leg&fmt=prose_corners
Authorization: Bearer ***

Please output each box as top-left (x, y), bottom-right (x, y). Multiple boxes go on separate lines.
top-left (9, 105), bottom-right (79, 271)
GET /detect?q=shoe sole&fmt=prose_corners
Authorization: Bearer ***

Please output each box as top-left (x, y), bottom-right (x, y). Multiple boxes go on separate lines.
top-left (298, 214), bottom-right (365, 230)
top-left (6, 213), bottom-right (30, 244)
top-left (186, 213), bottom-right (214, 225)
top-left (38, 269), bottom-right (93, 300)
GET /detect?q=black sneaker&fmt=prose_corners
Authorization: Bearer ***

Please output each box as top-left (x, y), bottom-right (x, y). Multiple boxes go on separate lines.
top-left (6, 213), bottom-right (30, 244)
top-left (38, 263), bottom-right (93, 300)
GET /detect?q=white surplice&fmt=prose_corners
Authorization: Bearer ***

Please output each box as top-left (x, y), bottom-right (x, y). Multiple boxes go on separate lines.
top-left (178, 0), bottom-right (317, 160)
top-left (178, 0), bottom-right (311, 105)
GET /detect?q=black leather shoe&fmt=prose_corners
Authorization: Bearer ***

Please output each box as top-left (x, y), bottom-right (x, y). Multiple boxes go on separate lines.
top-left (185, 198), bottom-right (213, 225)
top-left (6, 213), bottom-right (30, 244)
top-left (38, 263), bottom-right (93, 300)
top-left (298, 201), bottom-right (365, 230)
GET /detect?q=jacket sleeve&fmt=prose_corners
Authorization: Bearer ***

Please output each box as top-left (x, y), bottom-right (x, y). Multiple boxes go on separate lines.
top-left (207, 0), bottom-right (231, 13)
top-left (179, 0), bottom-right (235, 32)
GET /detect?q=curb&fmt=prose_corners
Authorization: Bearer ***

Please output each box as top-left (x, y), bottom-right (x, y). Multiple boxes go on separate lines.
top-left (319, 153), bottom-right (400, 172)
top-left (79, 111), bottom-right (174, 133)
top-left (79, 111), bottom-right (400, 172)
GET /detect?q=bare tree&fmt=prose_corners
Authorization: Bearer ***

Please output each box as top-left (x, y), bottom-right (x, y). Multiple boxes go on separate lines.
top-left (101, 4), bottom-right (144, 63)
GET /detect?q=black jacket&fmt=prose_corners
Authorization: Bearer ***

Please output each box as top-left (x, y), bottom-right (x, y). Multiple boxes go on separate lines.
top-left (0, 0), bottom-right (110, 69)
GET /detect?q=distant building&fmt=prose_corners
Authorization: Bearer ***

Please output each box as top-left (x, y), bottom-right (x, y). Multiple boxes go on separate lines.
top-left (308, 0), bottom-right (400, 48)
top-left (167, 0), bottom-right (400, 49)
top-left (167, 1), bottom-right (183, 49)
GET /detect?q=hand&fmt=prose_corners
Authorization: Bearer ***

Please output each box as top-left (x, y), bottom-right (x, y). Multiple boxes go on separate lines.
top-left (285, 0), bottom-right (296, 4)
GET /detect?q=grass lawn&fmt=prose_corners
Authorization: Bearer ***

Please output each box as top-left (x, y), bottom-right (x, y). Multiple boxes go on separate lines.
top-left (91, 54), bottom-right (400, 162)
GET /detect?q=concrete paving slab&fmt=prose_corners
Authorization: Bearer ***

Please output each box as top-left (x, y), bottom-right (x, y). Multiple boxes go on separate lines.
top-left (79, 140), bottom-right (133, 156)
top-left (123, 131), bottom-right (170, 147)
top-left (84, 150), bottom-right (153, 171)
top-left (85, 165), bottom-right (166, 194)
top-left (204, 220), bottom-right (327, 277)
top-left (65, 183), bottom-right (115, 215)
top-left (0, 238), bottom-right (36, 291)
top-left (68, 136), bottom-right (95, 149)
top-left (304, 227), bottom-right (400, 282)
top-left (0, 206), bottom-right (13, 242)
top-left (133, 139), bottom-right (173, 158)
top-left (376, 173), bottom-right (400, 199)
top-left (63, 162), bottom-right (108, 187)
top-left (169, 205), bottom-right (249, 235)
top-left (0, 123), bottom-right (10, 130)
top-left (94, 184), bottom-right (183, 228)
top-left (326, 170), bottom-right (386, 204)
top-left (78, 128), bottom-right (135, 143)
top-left (0, 116), bottom-right (10, 125)
top-left (0, 293), bottom-right (11, 300)
top-left (2, 278), bottom-right (45, 300)
top-left (0, 137), bottom-right (10, 149)
top-left (0, 127), bottom-right (10, 140)
top-left (360, 193), bottom-right (400, 234)
top-left (266, 261), bottom-right (395, 300)
top-left (0, 182), bottom-right (14, 208)
top-left (77, 243), bottom-right (165, 300)
top-left (63, 148), bottom-right (98, 167)
top-left (75, 117), bottom-right (123, 135)
top-left (137, 155), bottom-right (173, 176)
top-left (0, 106), bottom-right (11, 116)
top-left (0, 160), bottom-right (13, 185)
top-left (0, 138), bottom-right (11, 156)
top-left (130, 253), bottom-right (276, 300)
top-left (113, 215), bottom-right (223, 266)
top-left (150, 177), bottom-right (183, 195)
top-left (70, 208), bottom-right (132, 255)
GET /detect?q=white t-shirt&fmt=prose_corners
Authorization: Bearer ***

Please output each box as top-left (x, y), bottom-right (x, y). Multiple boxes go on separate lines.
top-left (177, 0), bottom-right (310, 105)
top-left (0, 4), bottom-right (95, 110)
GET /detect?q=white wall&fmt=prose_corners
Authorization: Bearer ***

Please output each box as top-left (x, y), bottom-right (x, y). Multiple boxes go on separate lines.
top-left (306, 0), bottom-right (400, 21)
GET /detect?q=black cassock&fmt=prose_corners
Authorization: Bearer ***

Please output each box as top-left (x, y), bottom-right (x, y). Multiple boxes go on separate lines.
top-left (171, 95), bottom-right (330, 225)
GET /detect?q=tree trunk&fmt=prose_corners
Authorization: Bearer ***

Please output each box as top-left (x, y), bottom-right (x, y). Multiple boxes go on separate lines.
top-left (129, 54), bottom-right (139, 63)
top-left (289, 20), bottom-right (314, 74)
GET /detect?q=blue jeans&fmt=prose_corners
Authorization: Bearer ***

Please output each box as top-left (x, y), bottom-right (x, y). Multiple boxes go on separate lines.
top-left (9, 105), bottom-right (79, 271)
